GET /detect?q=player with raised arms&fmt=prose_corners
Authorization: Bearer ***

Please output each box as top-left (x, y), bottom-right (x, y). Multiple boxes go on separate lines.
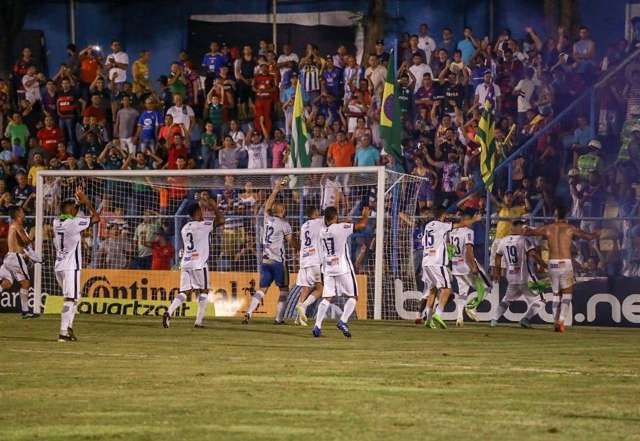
top-left (0, 206), bottom-right (41, 318)
top-left (162, 196), bottom-right (224, 328)
top-left (53, 188), bottom-right (100, 342)
top-left (312, 205), bottom-right (370, 338)
top-left (490, 219), bottom-right (546, 328)
top-left (449, 211), bottom-right (490, 326)
top-left (421, 209), bottom-right (480, 329)
top-left (294, 205), bottom-right (324, 326)
top-left (523, 205), bottom-right (598, 332)
top-left (243, 179), bottom-right (297, 324)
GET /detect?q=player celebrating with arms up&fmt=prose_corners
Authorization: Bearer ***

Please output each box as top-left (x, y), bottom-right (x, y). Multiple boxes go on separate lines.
top-left (523, 205), bottom-right (598, 332)
top-left (0, 206), bottom-right (40, 318)
top-left (312, 205), bottom-right (370, 338)
top-left (163, 196), bottom-right (224, 328)
top-left (294, 205), bottom-right (324, 326)
top-left (53, 188), bottom-right (100, 342)
top-left (243, 179), bottom-right (297, 324)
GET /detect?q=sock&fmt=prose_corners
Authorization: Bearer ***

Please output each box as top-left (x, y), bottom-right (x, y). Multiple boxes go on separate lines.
top-left (417, 298), bottom-right (428, 319)
top-left (424, 307), bottom-right (433, 321)
top-left (525, 299), bottom-right (543, 320)
top-left (302, 294), bottom-right (316, 311)
top-left (275, 291), bottom-right (288, 322)
top-left (551, 294), bottom-right (561, 321)
top-left (167, 293), bottom-right (187, 315)
top-left (455, 294), bottom-right (468, 319)
top-left (68, 302), bottom-right (77, 328)
top-left (246, 290), bottom-right (264, 318)
top-left (314, 299), bottom-right (330, 329)
top-left (559, 295), bottom-right (572, 323)
top-left (435, 305), bottom-right (443, 316)
top-left (340, 298), bottom-right (357, 323)
top-left (195, 293), bottom-right (208, 325)
top-left (19, 288), bottom-right (29, 314)
top-left (60, 301), bottom-right (74, 335)
top-left (494, 301), bottom-right (509, 321)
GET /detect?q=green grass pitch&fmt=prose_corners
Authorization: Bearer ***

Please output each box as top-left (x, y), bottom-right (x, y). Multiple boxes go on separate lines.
top-left (1, 315), bottom-right (639, 441)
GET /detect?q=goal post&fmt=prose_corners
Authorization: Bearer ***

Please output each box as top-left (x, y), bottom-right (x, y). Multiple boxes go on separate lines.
top-left (33, 166), bottom-right (423, 320)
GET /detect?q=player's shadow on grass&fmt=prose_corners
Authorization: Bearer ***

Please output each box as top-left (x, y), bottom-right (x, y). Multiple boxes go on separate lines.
top-left (563, 413), bottom-right (640, 422)
top-left (0, 335), bottom-right (56, 342)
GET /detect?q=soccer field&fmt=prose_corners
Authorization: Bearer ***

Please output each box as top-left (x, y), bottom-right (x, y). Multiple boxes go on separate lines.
top-left (0, 315), bottom-right (638, 441)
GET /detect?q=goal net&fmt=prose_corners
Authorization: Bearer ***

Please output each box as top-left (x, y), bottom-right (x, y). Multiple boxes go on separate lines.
top-left (34, 167), bottom-right (424, 320)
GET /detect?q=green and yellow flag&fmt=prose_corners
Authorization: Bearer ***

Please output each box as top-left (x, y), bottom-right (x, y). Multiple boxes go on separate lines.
top-left (380, 52), bottom-right (402, 162)
top-left (475, 99), bottom-right (497, 191)
top-left (287, 80), bottom-right (311, 168)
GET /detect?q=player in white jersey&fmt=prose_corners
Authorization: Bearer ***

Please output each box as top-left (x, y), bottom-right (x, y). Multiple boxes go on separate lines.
top-left (449, 212), bottom-right (491, 327)
top-left (491, 219), bottom-right (546, 328)
top-left (421, 209), bottom-right (480, 329)
top-left (294, 206), bottom-right (325, 326)
top-left (53, 188), bottom-right (99, 342)
top-left (162, 198), bottom-right (224, 329)
top-left (312, 205), bottom-right (370, 338)
top-left (0, 206), bottom-right (40, 318)
top-left (243, 179), bottom-right (297, 324)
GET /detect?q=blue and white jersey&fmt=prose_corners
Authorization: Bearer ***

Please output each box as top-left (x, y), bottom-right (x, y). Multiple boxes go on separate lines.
top-left (180, 220), bottom-right (214, 270)
top-left (262, 215), bottom-right (292, 263)
top-left (299, 218), bottom-right (324, 268)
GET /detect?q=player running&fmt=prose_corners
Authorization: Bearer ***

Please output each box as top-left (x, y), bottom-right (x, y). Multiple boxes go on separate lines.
top-left (243, 179), bottom-right (297, 324)
top-left (449, 212), bottom-right (490, 326)
top-left (312, 205), bottom-right (370, 338)
top-left (523, 205), bottom-right (598, 332)
top-left (490, 219), bottom-right (546, 328)
top-left (294, 206), bottom-right (324, 326)
top-left (53, 188), bottom-right (99, 342)
top-left (163, 197), bottom-right (224, 329)
top-left (421, 209), bottom-right (479, 329)
top-left (0, 206), bottom-right (40, 318)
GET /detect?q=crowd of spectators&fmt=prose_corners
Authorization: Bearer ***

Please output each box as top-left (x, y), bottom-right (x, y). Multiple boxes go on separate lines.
top-left (0, 21), bottom-right (639, 277)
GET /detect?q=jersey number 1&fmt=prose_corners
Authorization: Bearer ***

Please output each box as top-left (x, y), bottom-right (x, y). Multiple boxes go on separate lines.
top-left (57, 232), bottom-right (64, 250)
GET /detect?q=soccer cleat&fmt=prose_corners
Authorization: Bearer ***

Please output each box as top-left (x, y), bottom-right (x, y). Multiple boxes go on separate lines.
top-left (29, 313), bottom-right (40, 319)
top-left (414, 317), bottom-right (424, 325)
top-left (273, 319), bottom-right (285, 325)
top-left (194, 324), bottom-right (205, 329)
top-left (432, 314), bottom-right (447, 329)
top-left (21, 313), bottom-right (33, 319)
top-left (312, 326), bottom-right (322, 337)
top-left (425, 319), bottom-right (437, 329)
top-left (58, 334), bottom-right (72, 342)
top-left (554, 322), bottom-right (566, 333)
top-left (162, 312), bottom-right (170, 328)
top-left (519, 318), bottom-right (532, 329)
top-left (336, 320), bottom-right (352, 338)
top-left (490, 319), bottom-right (498, 328)
top-left (456, 317), bottom-right (464, 327)
top-left (465, 308), bottom-right (479, 322)
top-left (295, 303), bottom-right (308, 326)
top-left (67, 328), bottom-right (78, 341)
top-left (241, 313), bottom-right (250, 325)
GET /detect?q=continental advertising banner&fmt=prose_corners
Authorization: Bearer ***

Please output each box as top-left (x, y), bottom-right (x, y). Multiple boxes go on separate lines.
top-left (40, 269), bottom-right (369, 320)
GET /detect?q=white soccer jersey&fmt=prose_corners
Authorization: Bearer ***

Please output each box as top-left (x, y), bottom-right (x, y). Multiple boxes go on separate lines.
top-left (421, 220), bottom-right (453, 267)
top-left (320, 222), bottom-right (354, 277)
top-left (321, 178), bottom-right (342, 211)
top-left (497, 235), bottom-right (535, 284)
top-left (180, 220), bottom-right (214, 270)
top-left (262, 215), bottom-right (292, 262)
top-left (450, 227), bottom-right (475, 275)
top-left (299, 217), bottom-right (324, 268)
top-left (53, 217), bottom-right (91, 271)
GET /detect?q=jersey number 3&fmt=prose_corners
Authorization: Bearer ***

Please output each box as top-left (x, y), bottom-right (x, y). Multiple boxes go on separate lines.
top-left (186, 232), bottom-right (195, 251)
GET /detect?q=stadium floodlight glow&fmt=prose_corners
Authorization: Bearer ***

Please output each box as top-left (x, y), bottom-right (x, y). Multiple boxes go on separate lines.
top-left (34, 167), bottom-right (424, 320)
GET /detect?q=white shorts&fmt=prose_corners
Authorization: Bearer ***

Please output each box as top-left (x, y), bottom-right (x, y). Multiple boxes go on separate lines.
top-left (503, 283), bottom-right (534, 302)
top-left (296, 266), bottom-right (322, 288)
top-left (322, 273), bottom-right (358, 298)
top-left (548, 259), bottom-right (575, 293)
top-left (422, 265), bottom-right (451, 290)
top-left (180, 267), bottom-right (209, 292)
top-left (1, 253), bottom-right (30, 283)
top-left (55, 270), bottom-right (81, 300)
top-left (453, 267), bottom-right (491, 296)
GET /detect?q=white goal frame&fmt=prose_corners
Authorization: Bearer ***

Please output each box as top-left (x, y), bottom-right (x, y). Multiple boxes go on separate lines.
top-left (33, 166), bottom-right (387, 319)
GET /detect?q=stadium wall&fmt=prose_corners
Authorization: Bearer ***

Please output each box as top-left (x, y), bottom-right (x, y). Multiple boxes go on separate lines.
top-left (23, 0), bottom-right (625, 78)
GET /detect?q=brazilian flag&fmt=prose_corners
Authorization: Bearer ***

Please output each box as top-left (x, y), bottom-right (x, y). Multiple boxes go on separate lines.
top-left (379, 51), bottom-right (402, 163)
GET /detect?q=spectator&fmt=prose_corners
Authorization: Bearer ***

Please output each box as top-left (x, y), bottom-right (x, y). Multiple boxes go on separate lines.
top-left (132, 50), bottom-right (152, 99)
top-left (132, 214), bottom-right (159, 269)
top-left (354, 134), bottom-right (380, 166)
top-left (105, 40), bottom-right (129, 90)
top-left (218, 135), bottom-right (242, 169)
top-left (151, 232), bottom-right (174, 270)
top-left (166, 93), bottom-right (195, 136)
top-left (56, 78), bottom-right (84, 156)
top-left (114, 95), bottom-right (139, 155)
